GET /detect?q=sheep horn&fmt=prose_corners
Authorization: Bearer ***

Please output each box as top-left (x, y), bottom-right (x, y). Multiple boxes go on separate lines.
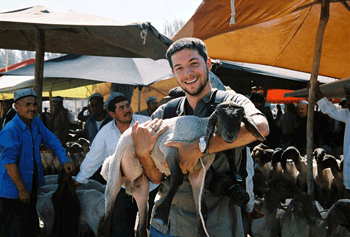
top-left (204, 112), bottom-right (217, 151)
top-left (242, 114), bottom-right (265, 142)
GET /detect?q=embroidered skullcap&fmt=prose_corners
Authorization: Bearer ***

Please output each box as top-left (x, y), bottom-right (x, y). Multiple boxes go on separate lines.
top-left (52, 96), bottom-right (63, 103)
top-left (104, 92), bottom-right (127, 111)
top-left (14, 88), bottom-right (37, 102)
top-left (146, 97), bottom-right (157, 104)
top-left (88, 92), bottom-right (104, 103)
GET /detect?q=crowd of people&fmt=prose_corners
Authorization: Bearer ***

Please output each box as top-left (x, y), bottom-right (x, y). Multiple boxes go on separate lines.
top-left (0, 37), bottom-right (348, 237)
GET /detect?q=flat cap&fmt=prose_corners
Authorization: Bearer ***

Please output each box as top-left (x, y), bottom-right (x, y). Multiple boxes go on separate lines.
top-left (14, 88), bottom-right (37, 102)
top-left (88, 92), bottom-right (104, 102)
top-left (146, 96), bottom-right (157, 104)
top-left (52, 96), bottom-right (63, 103)
top-left (104, 92), bottom-right (126, 110)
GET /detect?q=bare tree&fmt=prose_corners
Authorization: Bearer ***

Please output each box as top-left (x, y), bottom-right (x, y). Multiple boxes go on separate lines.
top-left (163, 19), bottom-right (185, 38)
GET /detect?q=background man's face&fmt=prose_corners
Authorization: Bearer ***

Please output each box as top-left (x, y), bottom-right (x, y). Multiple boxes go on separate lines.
top-left (110, 100), bottom-right (133, 124)
top-left (90, 98), bottom-right (104, 116)
top-left (297, 103), bottom-right (308, 118)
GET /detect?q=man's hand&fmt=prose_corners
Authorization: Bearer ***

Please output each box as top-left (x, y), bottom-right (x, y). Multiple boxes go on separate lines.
top-left (63, 162), bottom-right (74, 174)
top-left (131, 119), bottom-right (168, 158)
top-left (308, 80), bottom-right (324, 101)
top-left (164, 140), bottom-right (203, 174)
top-left (246, 203), bottom-right (265, 219)
top-left (18, 187), bottom-right (30, 203)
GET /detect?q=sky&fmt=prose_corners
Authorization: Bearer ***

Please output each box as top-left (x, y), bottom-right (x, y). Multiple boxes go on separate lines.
top-left (1, 0), bottom-right (203, 34)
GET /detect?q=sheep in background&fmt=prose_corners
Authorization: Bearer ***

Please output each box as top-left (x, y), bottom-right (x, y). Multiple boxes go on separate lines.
top-left (100, 101), bottom-right (265, 237)
top-left (78, 137), bottom-right (90, 154)
top-left (322, 154), bottom-right (345, 200)
top-left (280, 192), bottom-right (325, 237)
top-left (324, 199), bottom-right (350, 237)
top-left (252, 146), bottom-right (274, 180)
top-left (313, 148), bottom-right (337, 209)
top-left (271, 147), bottom-right (284, 178)
top-left (250, 175), bottom-right (303, 237)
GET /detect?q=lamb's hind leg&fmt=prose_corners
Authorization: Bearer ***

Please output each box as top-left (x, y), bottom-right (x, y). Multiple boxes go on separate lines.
top-left (153, 147), bottom-right (183, 227)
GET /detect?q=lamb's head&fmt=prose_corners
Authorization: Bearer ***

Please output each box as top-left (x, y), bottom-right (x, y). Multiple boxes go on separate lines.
top-left (205, 101), bottom-right (266, 144)
top-left (281, 146), bottom-right (301, 165)
top-left (313, 148), bottom-right (326, 164)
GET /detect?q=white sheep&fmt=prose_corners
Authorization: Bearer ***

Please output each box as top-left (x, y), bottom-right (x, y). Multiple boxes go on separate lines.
top-left (100, 101), bottom-right (265, 237)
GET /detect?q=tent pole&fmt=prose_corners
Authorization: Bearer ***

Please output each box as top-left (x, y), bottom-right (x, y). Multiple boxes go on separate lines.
top-left (34, 29), bottom-right (45, 119)
top-left (307, 0), bottom-right (330, 198)
top-left (138, 87), bottom-right (142, 113)
top-left (49, 91), bottom-right (52, 115)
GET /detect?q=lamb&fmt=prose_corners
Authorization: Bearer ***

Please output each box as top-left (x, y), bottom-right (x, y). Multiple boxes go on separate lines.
top-left (322, 154), bottom-right (344, 200)
top-left (100, 101), bottom-right (265, 237)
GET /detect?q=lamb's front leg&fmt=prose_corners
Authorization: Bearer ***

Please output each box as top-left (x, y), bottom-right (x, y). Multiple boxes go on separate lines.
top-left (188, 154), bottom-right (215, 237)
top-left (153, 147), bottom-right (183, 227)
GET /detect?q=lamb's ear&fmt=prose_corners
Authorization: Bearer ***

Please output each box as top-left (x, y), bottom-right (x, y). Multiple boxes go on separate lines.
top-left (242, 114), bottom-right (265, 142)
top-left (204, 111), bottom-right (217, 148)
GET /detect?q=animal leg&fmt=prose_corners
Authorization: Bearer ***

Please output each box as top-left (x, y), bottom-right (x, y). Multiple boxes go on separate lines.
top-left (98, 151), bottom-right (123, 237)
top-left (153, 147), bottom-right (183, 227)
top-left (131, 174), bottom-right (150, 237)
top-left (189, 156), bottom-right (215, 237)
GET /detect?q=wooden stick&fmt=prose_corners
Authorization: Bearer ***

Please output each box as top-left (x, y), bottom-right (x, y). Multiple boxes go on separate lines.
top-left (34, 29), bottom-right (45, 119)
top-left (307, 0), bottom-right (330, 197)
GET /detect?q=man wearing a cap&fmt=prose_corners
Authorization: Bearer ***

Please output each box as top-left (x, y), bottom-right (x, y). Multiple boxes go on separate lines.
top-left (84, 92), bottom-right (112, 143)
top-left (49, 96), bottom-right (70, 147)
top-left (131, 38), bottom-right (269, 236)
top-left (316, 82), bottom-right (350, 198)
top-left (141, 96), bottom-right (159, 117)
top-left (75, 92), bottom-right (158, 236)
top-left (1, 99), bottom-right (16, 130)
top-left (0, 88), bottom-right (73, 236)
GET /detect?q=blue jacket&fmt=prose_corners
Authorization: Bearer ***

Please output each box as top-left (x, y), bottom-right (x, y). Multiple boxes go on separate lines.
top-left (0, 114), bottom-right (70, 198)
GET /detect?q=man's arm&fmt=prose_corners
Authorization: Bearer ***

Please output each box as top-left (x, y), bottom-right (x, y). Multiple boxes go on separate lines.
top-left (131, 119), bottom-right (168, 184)
top-left (4, 163), bottom-right (30, 203)
top-left (165, 114), bottom-right (269, 174)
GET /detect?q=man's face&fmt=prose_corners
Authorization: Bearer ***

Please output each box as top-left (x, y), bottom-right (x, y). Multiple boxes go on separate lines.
top-left (147, 100), bottom-right (158, 112)
top-left (1, 101), bottom-right (11, 114)
top-left (110, 100), bottom-right (133, 124)
top-left (52, 102), bottom-right (60, 114)
top-left (171, 48), bottom-right (211, 97)
top-left (15, 96), bottom-right (37, 122)
top-left (89, 98), bottom-right (104, 116)
top-left (297, 103), bottom-right (308, 118)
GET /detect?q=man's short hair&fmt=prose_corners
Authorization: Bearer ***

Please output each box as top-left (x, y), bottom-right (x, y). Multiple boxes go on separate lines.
top-left (104, 92), bottom-right (128, 112)
top-left (166, 37), bottom-right (208, 69)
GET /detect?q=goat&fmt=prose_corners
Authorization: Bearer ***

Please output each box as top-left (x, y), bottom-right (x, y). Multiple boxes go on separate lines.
top-left (100, 101), bottom-right (265, 237)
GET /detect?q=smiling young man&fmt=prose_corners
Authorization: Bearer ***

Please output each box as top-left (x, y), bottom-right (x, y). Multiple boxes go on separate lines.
top-left (0, 88), bottom-right (73, 236)
top-left (131, 38), bottom-right (269, 237)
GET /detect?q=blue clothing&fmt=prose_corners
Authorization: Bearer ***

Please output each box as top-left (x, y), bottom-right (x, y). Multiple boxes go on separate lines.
top-left (0, 114), bottom-right (70, 199)
top-left (84, 111), bottom-right (112, 143)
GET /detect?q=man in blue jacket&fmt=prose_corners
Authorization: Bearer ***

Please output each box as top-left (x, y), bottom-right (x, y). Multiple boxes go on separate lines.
top-left (0, 88), bottom-right (73, 236)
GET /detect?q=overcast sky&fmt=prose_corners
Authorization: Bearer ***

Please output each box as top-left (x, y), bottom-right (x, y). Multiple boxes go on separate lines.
top-left (1, 0), bottom-right (202, 34)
